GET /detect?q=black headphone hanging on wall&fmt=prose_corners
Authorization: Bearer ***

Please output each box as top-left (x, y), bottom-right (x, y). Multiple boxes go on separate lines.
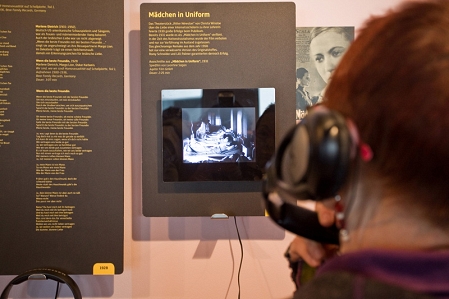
top-left (0, 268), bottom-right (82, 299)
top-left (263, 107), bottom-right (353, 244)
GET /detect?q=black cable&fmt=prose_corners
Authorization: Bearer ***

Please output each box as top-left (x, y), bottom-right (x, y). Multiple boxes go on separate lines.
top-left (224, 238), bottom-right (235, 299)
top-left (54, 281), bottom-right (60, 299)
top-left (234, 216), bottom-right (243, 299)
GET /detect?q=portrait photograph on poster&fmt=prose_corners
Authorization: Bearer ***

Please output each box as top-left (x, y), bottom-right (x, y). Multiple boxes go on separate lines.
top-left (296, 27), bottom-right (354, 122)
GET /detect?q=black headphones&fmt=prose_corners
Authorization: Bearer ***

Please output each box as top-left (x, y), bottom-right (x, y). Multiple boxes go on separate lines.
top-left (0, 268), bottom-right (82, 299)
top-left (265, 107), bottom-right (352, 200)
top-left (263, 107), bottom-right (353, 245)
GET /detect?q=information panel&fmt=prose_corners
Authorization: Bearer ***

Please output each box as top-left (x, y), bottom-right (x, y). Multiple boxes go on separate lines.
top-left (141, 3), bottom-right (296, 217)
top-left (0, 0), bottom-right (124, 275)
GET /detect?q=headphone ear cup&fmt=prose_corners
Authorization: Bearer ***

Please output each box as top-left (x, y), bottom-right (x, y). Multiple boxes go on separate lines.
top-left (265, 108), bottom-right (352, 200)
top-left (264, 125), bottom-right (311, 203)
top-left (281, 124), bottom-right (311, 190)
top-left (305, 109), bottom-right (352, 199)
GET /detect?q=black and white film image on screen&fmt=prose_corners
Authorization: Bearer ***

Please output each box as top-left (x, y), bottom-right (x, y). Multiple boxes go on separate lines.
top-left (182, 107), bottom-right (256, 164)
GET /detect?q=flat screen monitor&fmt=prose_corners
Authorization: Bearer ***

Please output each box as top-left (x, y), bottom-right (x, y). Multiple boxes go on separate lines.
top-left (162, 88), bottom-right (275, 182)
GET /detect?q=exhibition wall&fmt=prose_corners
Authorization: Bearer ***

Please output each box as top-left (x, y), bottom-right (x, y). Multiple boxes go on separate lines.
top-left (0, 0), bottom-right (408, 298)
top-left (0, 0), bottom-right (124, 276)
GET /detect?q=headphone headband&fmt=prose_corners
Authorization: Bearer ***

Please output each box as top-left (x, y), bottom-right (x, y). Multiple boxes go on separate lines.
top-left (0, 268), bottom-right (81, 299)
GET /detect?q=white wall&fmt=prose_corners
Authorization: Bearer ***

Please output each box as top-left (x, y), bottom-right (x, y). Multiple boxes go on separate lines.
top-left (0, 0), bottom-right (407, 298)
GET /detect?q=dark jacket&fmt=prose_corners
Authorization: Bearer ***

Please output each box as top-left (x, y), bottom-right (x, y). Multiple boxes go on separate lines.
top-left (294, 249), bottom-right (449, 299)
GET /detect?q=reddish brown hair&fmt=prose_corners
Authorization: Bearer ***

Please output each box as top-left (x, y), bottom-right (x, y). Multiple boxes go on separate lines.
top-left (325, 0), bottom-right (449, 225)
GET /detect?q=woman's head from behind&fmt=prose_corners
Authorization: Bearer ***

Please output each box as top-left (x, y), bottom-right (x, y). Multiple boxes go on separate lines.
top-left (325, 0), bottom-right (449, 229)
